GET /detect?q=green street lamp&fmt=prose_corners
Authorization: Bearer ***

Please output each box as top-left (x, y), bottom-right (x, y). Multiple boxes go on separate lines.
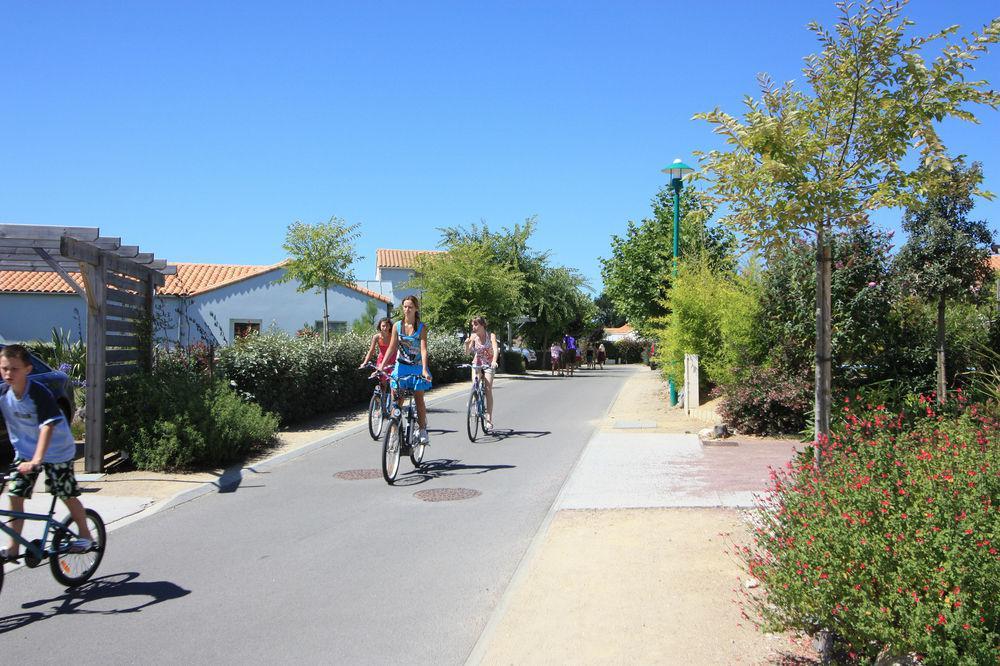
top-left (661, 158), bottom-right (695, 278)
top-left (661, 157), bottom-right (694, 406)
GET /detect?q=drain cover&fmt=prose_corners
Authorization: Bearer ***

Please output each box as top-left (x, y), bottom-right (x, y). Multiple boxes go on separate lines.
top-left (414, 488), bottom-right (482, 502)
top-left (335, 469), bottom-right (382, 480)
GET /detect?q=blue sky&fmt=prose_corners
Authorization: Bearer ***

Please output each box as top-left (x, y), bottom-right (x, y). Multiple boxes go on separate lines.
top-left (2, 1), bottom-right (998, 294)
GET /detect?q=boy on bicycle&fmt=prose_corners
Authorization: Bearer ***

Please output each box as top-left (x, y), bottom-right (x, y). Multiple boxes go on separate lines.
top-left (0, 344), bottom-right (94, 562)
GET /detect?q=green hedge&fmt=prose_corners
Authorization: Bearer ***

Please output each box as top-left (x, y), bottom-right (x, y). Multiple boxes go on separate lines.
top-left (502, 350), bottom-right (525, 374)
top-left (217, 329), bottom-right (467, 425)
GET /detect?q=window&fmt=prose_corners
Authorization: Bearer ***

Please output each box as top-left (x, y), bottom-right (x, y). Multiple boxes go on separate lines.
top-left (315, 320), bottom-right (347, 334)
top-left (232, 320), bottom-right (262, 339)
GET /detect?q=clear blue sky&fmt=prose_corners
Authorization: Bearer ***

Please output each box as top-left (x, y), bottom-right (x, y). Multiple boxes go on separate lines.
top-left (2, 1), bottom-right (998, 293)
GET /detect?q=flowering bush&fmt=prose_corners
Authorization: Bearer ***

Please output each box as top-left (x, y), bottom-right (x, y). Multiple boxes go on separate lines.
top-left (739, 395), bottom-right (999, 663)
top-left (717, 365), bottom-right (813, 436)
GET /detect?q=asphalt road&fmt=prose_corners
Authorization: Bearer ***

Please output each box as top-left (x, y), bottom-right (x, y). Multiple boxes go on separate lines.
top-left (0, 365), bottom-right (632, 664)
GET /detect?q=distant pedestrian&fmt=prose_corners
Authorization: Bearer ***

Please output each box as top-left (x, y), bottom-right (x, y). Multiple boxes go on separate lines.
top-left (597, 343), bottom-right (606, 369)
top-left (562, 333), bottom-right (577, 376)
top-left (585, 344), bottom-right (594, 369)
top-left (549, 342), bottom-right (563, 376)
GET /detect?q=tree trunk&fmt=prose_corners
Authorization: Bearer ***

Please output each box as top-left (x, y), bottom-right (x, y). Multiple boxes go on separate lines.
top-left (937, 294), bottom-right (946, 407)
top-left (814, 225), bottom-right (832, 463)
top-left (323, 288), bottom-right (330, 344)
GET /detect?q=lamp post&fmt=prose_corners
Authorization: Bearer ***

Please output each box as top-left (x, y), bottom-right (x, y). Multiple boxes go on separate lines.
top-left (661, 158), bottom-right (694, 405)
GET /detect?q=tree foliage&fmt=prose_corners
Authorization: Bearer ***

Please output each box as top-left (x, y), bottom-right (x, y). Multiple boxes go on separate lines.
top-left (600, 186), bottom-right (734, 335)
top-left (694, 0), bottom-right (1000, 439)
top-left (280, 217), bottom-right (362, 342)
top-left (407, 243), bottom-right (525, 333)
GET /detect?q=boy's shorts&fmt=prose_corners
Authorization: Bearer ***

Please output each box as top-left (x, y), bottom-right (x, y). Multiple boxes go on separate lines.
top-left (3, 458), bottom-right (81, 499)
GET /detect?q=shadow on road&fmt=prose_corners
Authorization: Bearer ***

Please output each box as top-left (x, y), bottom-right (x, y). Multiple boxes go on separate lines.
top-left (392, 459), bottom-right (516, 485)
top-left (0, 572), bottom-right (191, 634)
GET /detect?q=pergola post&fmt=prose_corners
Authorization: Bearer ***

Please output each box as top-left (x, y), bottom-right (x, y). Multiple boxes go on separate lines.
top-left (82, 254), bottom-right (108, 473)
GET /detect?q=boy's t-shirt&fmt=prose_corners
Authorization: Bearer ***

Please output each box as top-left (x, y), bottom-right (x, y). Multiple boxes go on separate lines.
top-left (0, 379), bottom-right (76, 463)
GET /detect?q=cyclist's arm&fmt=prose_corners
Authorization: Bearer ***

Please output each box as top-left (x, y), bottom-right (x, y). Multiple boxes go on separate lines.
top-left (419, 325), bottom-right (430, 379)
top-left (489, 332), bottom-right (499, 368)
top-left (359, 333), bottom-right (378, 368)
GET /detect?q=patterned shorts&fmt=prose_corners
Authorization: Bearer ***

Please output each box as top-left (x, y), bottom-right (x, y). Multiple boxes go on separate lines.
top-left (4, 458), bottom-right (81, 499)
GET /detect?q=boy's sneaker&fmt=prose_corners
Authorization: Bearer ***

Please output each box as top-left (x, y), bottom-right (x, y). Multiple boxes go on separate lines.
top-left (418, 429), bottom-right (430, 444)
top-left (68, 538), bottom-right (93, 554)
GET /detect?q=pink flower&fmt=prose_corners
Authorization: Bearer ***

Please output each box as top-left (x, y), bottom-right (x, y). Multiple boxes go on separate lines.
top-left (867, 281), bottom-right (877, 287)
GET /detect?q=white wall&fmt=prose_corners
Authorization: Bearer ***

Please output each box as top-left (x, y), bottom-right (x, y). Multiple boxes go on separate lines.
top-left (0, 293), bottom-right (86, 343)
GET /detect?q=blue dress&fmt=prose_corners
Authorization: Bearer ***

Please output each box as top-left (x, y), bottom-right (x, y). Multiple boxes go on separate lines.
top-left (391, 321), bottom-right (433, 392)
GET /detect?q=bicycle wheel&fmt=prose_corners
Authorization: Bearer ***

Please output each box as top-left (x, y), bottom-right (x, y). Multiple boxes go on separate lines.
top-left (50, 508), bottom-right (106, 587)
top-left (409, 418), bottom-right (425, 467)
top-left (466, 390), bottom-right (479, 442)
top-left (368, 389), bottom-right (384, 440)
top-left (479, 392), bottom-right (490, 435)
top-left (382, 416), bottom-right (402, 484)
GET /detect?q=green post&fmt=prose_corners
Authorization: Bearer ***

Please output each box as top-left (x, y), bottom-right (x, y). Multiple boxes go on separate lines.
top-left (661, 158), bottom-right (693, 408)
top-left (672, 175), bottom-right (682, 278)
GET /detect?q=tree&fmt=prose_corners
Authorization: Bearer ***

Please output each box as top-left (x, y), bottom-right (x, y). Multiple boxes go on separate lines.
top-left (520, 266), bottom-right (595, 365)
top-left (600, 186), bottom-right (734, 335)
top-left (593, 291), bottom-right (626, 328)
top-left (407, 243), bottom-right (525, 333)
top-left (280, 217), bottom-right (362, 343)
top-left (893, 159), bottom-right (995, 405)
top-left (695, 1), bottom-right (1000, 445)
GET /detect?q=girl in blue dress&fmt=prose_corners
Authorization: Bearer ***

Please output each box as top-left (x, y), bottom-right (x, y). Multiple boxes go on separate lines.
top-left (379, 295), bottom-right (432, 444)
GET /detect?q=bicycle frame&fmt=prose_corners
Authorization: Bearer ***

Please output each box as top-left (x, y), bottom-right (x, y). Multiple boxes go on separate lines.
top-left (0, 493), bottom-right (63, 562)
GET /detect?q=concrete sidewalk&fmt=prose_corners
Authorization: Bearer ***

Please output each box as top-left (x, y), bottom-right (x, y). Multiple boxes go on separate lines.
top-left (469, 366), bottom-right (816, 665)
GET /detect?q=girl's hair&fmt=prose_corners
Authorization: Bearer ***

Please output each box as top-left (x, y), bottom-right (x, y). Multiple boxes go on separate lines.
top-left (472, 316), bottom-right (488, 329)
top-left (0, 343), bottom-right (32, 365)
top-left (401, 295), bottom-right (421, 324)
top-left (376, 316), bottom-right (392, 331)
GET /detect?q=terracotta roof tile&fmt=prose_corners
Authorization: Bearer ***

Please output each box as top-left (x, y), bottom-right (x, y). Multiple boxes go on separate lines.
top-left (990, 254), bottom-right (1000, 271)
top-left (1, 262), bottom-right (392, 303)
top-left (603, 324), bottom-right (634, 336)
top-left (376, 248), bottom-right (444, 269)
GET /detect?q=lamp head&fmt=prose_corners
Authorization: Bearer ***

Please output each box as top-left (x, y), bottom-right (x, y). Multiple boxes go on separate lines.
top-left (661, 158), bottom-right (694, 182)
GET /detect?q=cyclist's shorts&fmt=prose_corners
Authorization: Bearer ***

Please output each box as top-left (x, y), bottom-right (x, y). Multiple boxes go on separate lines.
top-left (4, 458), bottom-right (81, 499)
top-left (391, 362), bottom-right (432, 392)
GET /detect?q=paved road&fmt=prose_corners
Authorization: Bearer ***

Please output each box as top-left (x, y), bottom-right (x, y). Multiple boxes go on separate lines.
top-left (0, 365), bottom-right (633, 664)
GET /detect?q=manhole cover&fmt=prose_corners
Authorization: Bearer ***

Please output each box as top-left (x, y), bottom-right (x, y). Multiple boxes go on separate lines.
top-left (335, 469), bottom-right (382, 480)
top-left (413, 488), bottom-right (482, 502)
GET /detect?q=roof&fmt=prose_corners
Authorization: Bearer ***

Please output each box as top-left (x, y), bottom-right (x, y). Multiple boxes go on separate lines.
top-left (603, 324), bottom-right (634, 336)
top-left (0, 262), bottom-right (393, 303)
top-left (990, 254), bottom-right (1000, 271)
top-left (375, 248), bottom-right (444, 270)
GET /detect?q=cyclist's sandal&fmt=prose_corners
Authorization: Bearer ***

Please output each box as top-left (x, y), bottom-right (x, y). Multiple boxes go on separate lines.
top-left (0, 547), bottom-right (20, 562)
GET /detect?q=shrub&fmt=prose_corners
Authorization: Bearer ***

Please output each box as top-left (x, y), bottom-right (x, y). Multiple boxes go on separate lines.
top-left (614, 337), bottom-right (646, 364)
top-left (655, 256), bottom-right (762, 387)
top-left (106, 351), bottom-right (278, 471)
top-left (717, 365), bottom-right (812, 436)
top-left (740, 396), bottom-right (1000, 663)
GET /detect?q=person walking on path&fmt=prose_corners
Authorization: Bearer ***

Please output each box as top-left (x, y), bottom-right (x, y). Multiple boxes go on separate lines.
top-left (464, 316), bottom-right (499, 431)
top-left (597, 342), bottom-right (606, 369)
top-left (549, 342), bottom-right (563, 376)
top-left (562, 333), bottom-right (577, 376)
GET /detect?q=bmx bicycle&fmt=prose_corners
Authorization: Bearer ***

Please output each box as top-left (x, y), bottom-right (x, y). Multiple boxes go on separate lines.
top-left (0, 466), bottom-right (106, 597)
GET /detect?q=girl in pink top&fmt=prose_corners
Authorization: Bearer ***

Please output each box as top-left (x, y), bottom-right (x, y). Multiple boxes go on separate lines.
top-left (464, 316), bottom-right (499, 431)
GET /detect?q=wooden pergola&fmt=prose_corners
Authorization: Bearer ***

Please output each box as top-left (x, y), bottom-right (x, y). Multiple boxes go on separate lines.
top-left (0, 224), bottom-right (175, 472)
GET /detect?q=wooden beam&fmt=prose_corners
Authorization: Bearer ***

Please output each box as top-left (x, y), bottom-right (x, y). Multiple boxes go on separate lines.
top-left (61, 236), bottom-right (167, 284)
top-left (83, 255), bottom-right (107, 473)
top-left (0, 224), bottom-right (100, 242)
top-left (92, 237), bottom-right (122, 250)
top-left (106, 333), bottom-right (140, 348)
top-left (106, 303), bottom-right (143, 320)
top-left (0, 259), bottom-right (81, 271)
top-left (106, 288), bottom-right (146, 308)
top-left (32, 247), bottom-right (86, 298)
top-left (106, 318), bottom-right (139, 334)
top-left (106, 348), bottom-right (142, 363)
top-left (106, 363), bottom-right (139, 378)
top-left (106, 271), bottom-right (145, 294)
